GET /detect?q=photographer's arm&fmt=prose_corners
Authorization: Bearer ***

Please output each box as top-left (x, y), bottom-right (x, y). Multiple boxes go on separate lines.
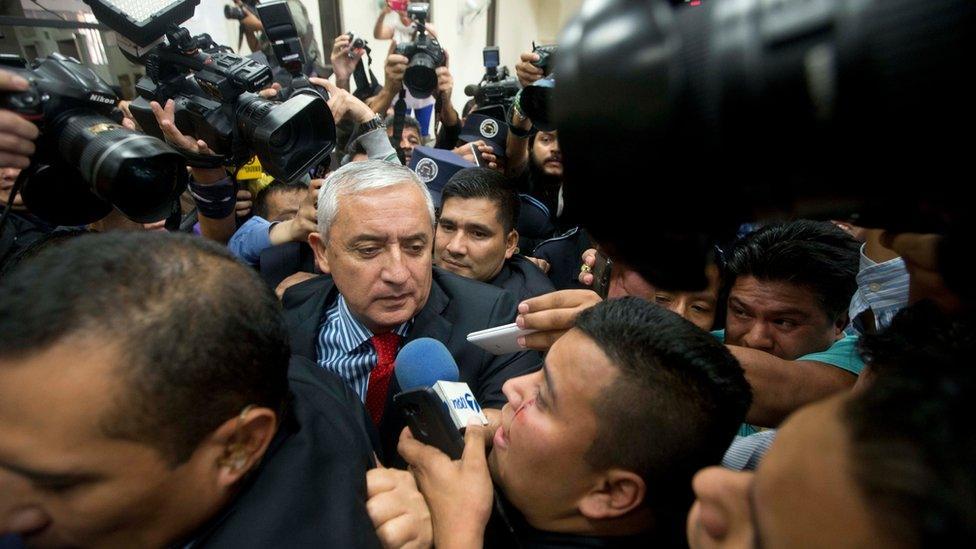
top-left (374, 6), bottom-right (395, 40)
top-left (505, 101), bottom-right (532, 177)
top-left (331, 34), bottom-right (364, 92)
top-left (307, 76), bottom-right (401, 165)
top-left (150, 99), bottom-right (237, 243)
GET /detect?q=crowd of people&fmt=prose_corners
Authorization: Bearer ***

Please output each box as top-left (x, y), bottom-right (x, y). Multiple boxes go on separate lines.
top-left (1, 0), bottom-right (973, 547)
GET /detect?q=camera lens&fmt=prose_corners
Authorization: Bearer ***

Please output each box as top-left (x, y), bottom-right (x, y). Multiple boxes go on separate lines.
top-left (55, 112), bottom-right (188, 223)
top-left (237, 92), bottom-right (336, 183)
top-left (520, 77), bottom-right (555, 131)
top-left (404, 53), bottom-right (438, 99)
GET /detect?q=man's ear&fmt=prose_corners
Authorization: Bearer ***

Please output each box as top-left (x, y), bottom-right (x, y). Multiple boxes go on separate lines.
top-left (308, 232), bottom-right (331, 275)
top-left (578, 469), bottom-right (646, 521)
top-left (504, 229), bottom-right (519, 260)
top-left (208, 406), bottom-right (278, 488)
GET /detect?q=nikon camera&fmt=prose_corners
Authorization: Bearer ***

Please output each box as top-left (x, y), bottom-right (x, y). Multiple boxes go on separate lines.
top-left (0, 53), bottom-right (187, 226)
top-left (393, 3), bottom-right (445, 99)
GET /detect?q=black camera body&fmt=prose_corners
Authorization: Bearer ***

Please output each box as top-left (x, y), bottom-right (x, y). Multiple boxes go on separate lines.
top-left (474, 76), bottom-right (520, 109)
top-left (0, 53), bottom-right (187, 225)
top-left (348, 33), bottom-right (367, 57)
top-left (531, 43), bottom-right (557, 75)
top-left (126, 26), bottom-right (335, 183)
top-left (393, 3), bottom-right (445, 99)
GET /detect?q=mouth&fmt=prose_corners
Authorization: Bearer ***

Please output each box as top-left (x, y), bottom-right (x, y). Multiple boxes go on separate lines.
top-left (440, 257), bottom-right (469, 270)
top-left (377, 293), bottom-right (410, 304)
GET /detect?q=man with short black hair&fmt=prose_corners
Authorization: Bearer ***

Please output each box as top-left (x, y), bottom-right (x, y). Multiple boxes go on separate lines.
top-left (720, 220), bottom-right (862, 429)
top-left (251, 180), bottom-right (308, 222)
top-left (385, 114), bottom-right (422, 166)
top-left (435, 168), bottom-right (554, 301)
top-left (0, 232), bottom-right (381, 547)
top-left (402, 298), bottom-right (752, 547)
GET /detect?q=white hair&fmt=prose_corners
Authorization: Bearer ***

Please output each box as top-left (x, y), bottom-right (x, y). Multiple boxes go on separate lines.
top-left (316, 159), bottom-right (436, 242)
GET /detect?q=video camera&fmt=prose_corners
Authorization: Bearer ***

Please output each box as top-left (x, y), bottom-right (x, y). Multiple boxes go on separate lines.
top-left (393, 2), bottom-right (445, 99)
top-left (83, 0), bottom-right (335, 184)
top-left (464, 47), bottom-right (519, 110)
top-left (0, 53), bottom-right (187, 226)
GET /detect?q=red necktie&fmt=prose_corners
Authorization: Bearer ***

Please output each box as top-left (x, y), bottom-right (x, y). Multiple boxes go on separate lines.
top-left (365, 332), bottom-right (401, 425)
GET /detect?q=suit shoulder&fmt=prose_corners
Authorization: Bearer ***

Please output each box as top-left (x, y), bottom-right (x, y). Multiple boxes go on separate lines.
top-left (433, 267), bottom-right (509, 301)
top-left (281, 274), bottom-right (332, 311)
top-left (432, 267), bottom-right (518, 320)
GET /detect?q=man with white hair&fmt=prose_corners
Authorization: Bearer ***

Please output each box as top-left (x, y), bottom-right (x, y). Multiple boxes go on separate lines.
top-left (281, 160), bottom-right (540, 465)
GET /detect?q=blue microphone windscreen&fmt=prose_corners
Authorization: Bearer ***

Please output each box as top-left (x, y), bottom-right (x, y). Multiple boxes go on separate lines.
top-left (394, 337), bottom-right (460, 391)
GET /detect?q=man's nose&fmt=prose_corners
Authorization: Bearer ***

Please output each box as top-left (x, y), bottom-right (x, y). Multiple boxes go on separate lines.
top-left (445, 231), bottom-right (466, 256)
top-left (501, 370), bottom-right (538, 407)
top-left (742, 322), bottom-right (775, 352)
top-left (380, 247), bottom-right (411, 285)
top-left (669, 297), bottom-right (690, 320)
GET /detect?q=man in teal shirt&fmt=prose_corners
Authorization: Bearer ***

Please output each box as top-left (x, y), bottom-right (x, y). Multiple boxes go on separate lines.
top-left (717, 220), bottom-right (862, 433)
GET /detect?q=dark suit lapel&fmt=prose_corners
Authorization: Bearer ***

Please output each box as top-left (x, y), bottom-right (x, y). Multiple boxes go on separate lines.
top-left (290, 277), bottom-right (339, 360)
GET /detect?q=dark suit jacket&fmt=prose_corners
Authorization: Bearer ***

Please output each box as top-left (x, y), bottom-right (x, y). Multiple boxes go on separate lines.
top-left (282, 267), bottom-right (542, 464)
top-left (187, 357), bottom-right (380, 548)
top-left (490, 254), bottom-right (556, 302)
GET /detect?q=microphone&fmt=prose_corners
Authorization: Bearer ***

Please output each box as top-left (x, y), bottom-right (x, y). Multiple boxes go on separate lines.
top-left (394, 338), bottom-right (488, 434)
top-left (394, 339), bottom-right (520, 544)
top-left (463, 84), bottom-right (480, 97)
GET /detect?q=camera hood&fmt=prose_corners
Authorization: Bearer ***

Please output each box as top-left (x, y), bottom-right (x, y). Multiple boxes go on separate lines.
top-left (246, 92), bottom-right (336, 183)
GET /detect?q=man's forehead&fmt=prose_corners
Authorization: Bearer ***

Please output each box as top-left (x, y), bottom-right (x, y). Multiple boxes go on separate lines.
top-left (441, 197), bottom-right (503, 225)
top-left (336, 184), bottom-right (427, 216)
top-left (731, 276), bottom-right (821, 312)
top-left (547, 330), bottom-right (618, 400)
top-left (0, 339), bottom-right (125, 455)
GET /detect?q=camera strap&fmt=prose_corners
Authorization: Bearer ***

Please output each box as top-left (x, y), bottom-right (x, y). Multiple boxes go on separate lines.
top-left (183, 150), bottom-right (229, 170)
top-left (0, 170), bottom-right (26, 242)
top-left (392, 88), bottom-right (408, 165)
top-left (352, 47), bottom-right (381, 100)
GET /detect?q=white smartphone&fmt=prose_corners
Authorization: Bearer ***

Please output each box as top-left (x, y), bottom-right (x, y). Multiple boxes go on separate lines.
top-left (467, 323), bottom-right (537, 355)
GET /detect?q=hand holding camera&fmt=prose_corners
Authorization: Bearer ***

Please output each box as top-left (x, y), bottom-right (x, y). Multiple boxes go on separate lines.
top-left (0, 69), bottom-right (40, 170)
top-left (383, 47), bottom-right (410, 94)
top-left (310, 77), bottom-right (376, 124)
top-left (149, 99), bottom-right (223, 184)
top-left (515, 51), bottom-right (545, 89)
top-left (331, 34), bottom-right (365, 87)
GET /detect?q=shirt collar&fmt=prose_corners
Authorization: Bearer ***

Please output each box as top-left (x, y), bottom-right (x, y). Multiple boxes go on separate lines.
top-left (334, 295), bottom-right (412, 353)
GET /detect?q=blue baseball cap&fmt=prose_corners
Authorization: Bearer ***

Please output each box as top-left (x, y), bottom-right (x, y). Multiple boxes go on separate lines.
top-left (458, 113), bottom-right (508, 157)
top-left (409, 146), bottom-right (475, 207)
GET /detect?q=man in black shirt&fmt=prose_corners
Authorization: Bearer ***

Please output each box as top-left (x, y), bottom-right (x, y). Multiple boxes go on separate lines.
top-left (434, 168), bottom-right (554, 302)
top-left (401, 298), bottom-right (752, 547)
top-left (0, 233), bottom-right (382, 548)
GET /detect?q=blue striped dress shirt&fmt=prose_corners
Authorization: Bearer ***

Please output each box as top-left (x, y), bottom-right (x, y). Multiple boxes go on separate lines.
top-left (848, 244), bottom-right (910, 335)
top-left (316, 295), bottom-right (412, 402)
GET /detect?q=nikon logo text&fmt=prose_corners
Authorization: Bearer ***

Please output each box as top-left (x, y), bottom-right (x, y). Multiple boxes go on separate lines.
top-left (89, 94), bottom-right (115, 105)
